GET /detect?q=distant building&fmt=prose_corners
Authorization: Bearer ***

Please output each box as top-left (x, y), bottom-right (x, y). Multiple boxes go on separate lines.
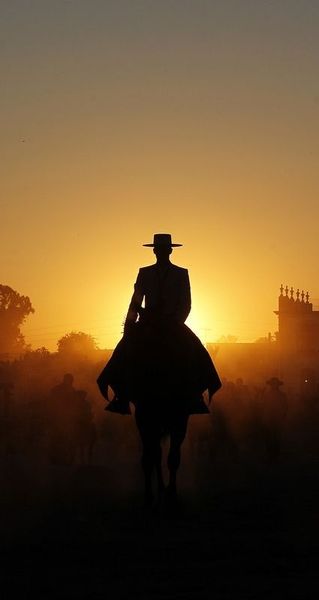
top-left (275, 285), bottom-right (319, 354)
top-left (207, 285), bottom-right (319, 395)
top-left (274, 285), bottom-right (319, 395)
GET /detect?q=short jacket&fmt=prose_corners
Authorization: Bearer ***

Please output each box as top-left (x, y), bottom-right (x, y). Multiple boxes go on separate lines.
top-left (127, 263), bottom-right (191, 324)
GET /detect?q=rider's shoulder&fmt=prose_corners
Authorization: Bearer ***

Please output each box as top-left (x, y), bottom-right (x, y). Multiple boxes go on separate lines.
top-left (138, 264), bottom-right (155, 274)
top-left (137, 264), bottom-right (189, 276)
top-left (170, 263), bottom-right (189, 275)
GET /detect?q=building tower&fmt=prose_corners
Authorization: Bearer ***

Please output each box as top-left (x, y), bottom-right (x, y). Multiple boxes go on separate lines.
top-left (274, 285), bottom-right (319, 354)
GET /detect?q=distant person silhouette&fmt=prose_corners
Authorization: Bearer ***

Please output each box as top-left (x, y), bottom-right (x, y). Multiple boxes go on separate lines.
top-left (50, 373), bottom-right (75, 408)
top-left (97, 234), bottom-right (221, 504)
top-left (48, 373), bottom-right (91, 465)
top-left (0, 364), bottom-right (15, 458)
top-left (74, 389), bottom-right (97, 464)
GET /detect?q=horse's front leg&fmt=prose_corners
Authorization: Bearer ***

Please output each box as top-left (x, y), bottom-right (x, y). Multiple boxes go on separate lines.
top-left (143, 465), bottom-right (154, 506)
top-left (139, 434), bottom-right (157, 506)
top-left (135, 411), bottom-right (153, 505)
top-left (135, 408), bottom-right (164, 506)
top-left (155, 445), bottom-right (165, 500)
top-left (141, 437), bottom-right (165, 506)
top-left (167, 442), bottom-right (178, 497)
top-left (167, 415), bottom-right (189, 499)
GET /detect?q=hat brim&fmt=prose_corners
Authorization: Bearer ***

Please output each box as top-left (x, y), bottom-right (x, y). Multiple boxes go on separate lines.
top-left (143, 243), bottom-right (182, 247)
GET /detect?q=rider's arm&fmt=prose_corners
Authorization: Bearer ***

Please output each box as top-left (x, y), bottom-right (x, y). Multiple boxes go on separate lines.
top-left (124, 270), bottom-right (144, 329)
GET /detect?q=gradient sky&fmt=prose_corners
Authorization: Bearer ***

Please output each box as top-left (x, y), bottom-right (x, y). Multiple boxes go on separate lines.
top-left (1, 0), bottom-right (319, 350)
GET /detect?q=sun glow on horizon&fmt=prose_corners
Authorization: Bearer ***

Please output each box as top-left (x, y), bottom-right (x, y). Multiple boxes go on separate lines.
top-left (21, 281), bottom-right (272, 352)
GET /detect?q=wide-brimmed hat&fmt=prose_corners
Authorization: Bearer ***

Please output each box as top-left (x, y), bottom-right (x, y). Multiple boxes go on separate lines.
top-left (143, 233), bottom-right (182, 247)
top-left (266, 376), bottom-right (284, 387)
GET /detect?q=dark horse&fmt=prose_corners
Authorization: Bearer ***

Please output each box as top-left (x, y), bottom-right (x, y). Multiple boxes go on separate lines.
top-left (98, 322), bottom-right (219, 505)
top-left (133, 390), bottom-right (201, 506)
top-left (97, 234), bottom-right (221, 505)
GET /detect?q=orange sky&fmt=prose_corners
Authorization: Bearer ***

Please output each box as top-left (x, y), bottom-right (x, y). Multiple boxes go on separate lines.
top-left (2, 1), bottom-right (319, 350)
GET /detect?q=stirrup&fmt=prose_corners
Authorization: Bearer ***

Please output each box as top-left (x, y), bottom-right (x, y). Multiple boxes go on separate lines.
top-left (105, 396), bottom-right (131, 415)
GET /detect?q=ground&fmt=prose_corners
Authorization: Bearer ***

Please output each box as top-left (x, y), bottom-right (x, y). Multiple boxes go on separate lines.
top-left (1, 446), bottom-right (319, 599)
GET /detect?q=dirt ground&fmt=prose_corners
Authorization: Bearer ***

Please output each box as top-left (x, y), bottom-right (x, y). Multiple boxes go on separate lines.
top-left (1, 446), bottom-right (319, 599)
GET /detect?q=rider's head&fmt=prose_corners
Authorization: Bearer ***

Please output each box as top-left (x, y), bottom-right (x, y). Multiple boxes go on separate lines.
top-left (153, 245), bottom-right (172, 262)
top-left (143, 233), bottom-right (182, 263)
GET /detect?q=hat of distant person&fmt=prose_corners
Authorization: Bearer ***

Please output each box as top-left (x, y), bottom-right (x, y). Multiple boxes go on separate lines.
top-left (266, 376), bottom-right (284, 387)
top-left (143, 233), bottom-right (182, 247)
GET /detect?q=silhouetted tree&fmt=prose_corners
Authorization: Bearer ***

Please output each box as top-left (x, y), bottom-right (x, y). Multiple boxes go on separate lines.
top-left (57, 331), bottom-right (98, 357)
top-left (0, 285), bottom-right (34, 357)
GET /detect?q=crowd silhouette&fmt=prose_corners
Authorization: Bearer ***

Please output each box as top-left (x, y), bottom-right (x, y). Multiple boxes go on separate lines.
top-left (1, 357), bottom-right (319, 475)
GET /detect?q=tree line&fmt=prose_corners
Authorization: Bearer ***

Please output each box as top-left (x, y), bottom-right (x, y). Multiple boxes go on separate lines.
top-left (0, 284), bottom-right (99, 359)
